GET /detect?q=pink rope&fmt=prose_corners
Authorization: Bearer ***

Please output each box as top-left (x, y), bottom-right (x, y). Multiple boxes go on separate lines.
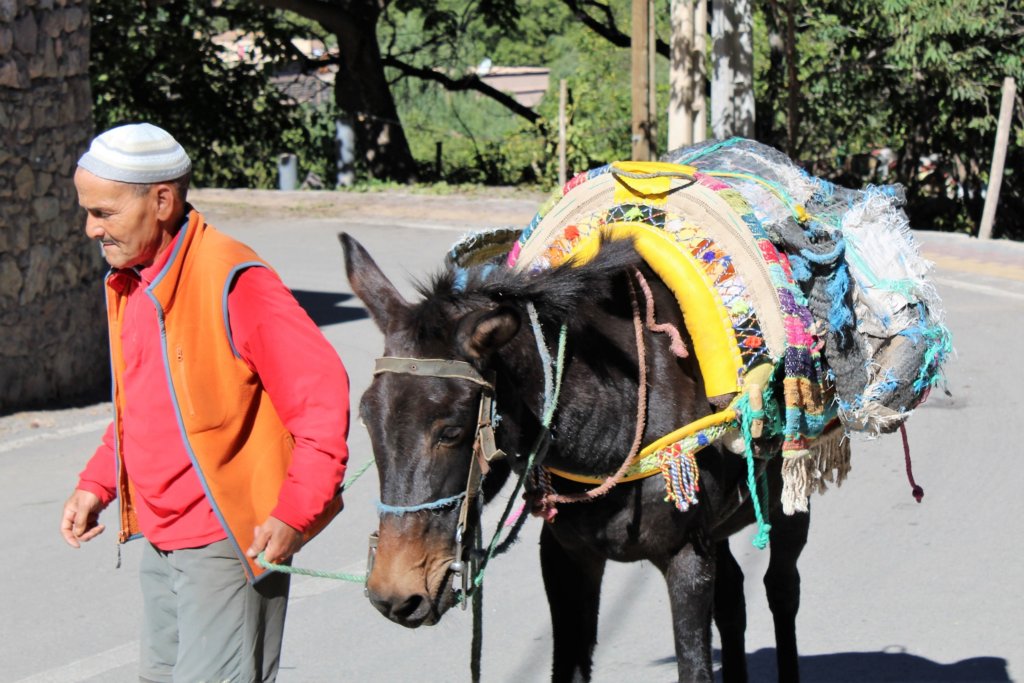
top-left (633, 269), bottom-right (689, 358)
top-left (504, 500), bottom-right (527, 527)
top-left (899, 424), bottom-right (924, 503)
top-left (536, 269), bottom-right (650, 508)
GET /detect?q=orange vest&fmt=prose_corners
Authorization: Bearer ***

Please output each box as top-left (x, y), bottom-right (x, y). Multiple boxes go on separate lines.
top-left (105, 209), bottom-right (341, 581)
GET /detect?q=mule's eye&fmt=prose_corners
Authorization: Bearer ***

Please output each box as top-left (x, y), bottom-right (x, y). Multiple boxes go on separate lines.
top-left (436, 425), bottom-right (464, 447)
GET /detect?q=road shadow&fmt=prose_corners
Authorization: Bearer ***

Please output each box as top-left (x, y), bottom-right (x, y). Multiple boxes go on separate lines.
top-left (292, 289), bottom-right (368, 327)
top-left (704, 648), bottom-right (1011, 682)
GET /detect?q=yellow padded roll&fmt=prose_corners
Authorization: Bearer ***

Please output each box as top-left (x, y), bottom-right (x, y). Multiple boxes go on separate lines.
top-left (573, 222), bottom-right (743, 398)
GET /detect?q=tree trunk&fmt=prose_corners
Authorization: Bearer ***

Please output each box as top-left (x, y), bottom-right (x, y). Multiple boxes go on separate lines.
top-left (710, 0), bottom-right (755, 139)
top-left (332, 14), bottom-right (418, 182)
top-left (256, 0), bottom-right (418, 182)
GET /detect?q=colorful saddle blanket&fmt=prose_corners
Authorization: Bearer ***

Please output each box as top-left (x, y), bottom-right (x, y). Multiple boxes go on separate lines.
top-left (448, 138), bottom-right (952, 526)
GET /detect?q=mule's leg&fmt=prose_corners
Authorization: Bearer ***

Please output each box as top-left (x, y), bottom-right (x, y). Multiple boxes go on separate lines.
top-left (714, 538), bottom-right (748, 683)
top-left (763, 507), bottom-right (810, 683)
top-left (540, 523), bottom-right (606, 683)
top-left (661, 544), bottom-right (716, 683)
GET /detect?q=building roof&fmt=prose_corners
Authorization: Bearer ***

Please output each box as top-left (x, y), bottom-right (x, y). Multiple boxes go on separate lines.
top-left (478, 66), bottom-right (550, 108)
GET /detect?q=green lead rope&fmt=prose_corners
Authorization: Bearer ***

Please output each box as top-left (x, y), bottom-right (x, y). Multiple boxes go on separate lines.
top-left (256, 458), bottom-right (375, 581)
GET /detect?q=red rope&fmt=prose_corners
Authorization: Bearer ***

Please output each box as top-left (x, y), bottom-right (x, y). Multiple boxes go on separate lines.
top-left (899, 424), bottom-right (924, 503)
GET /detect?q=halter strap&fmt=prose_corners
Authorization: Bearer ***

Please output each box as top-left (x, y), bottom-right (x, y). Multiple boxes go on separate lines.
top-left (374, 357), bottom-right (493, 389)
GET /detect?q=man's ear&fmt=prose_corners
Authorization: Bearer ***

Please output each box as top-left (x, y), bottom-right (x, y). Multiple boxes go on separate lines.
top-left (153, 183), bottom-right (178, 222)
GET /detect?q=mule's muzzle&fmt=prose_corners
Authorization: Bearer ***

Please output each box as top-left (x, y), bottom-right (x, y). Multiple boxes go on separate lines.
top-left (367, 587), bottom-right (438, 627)
top-left (364, 521), bottom-right (460, 628)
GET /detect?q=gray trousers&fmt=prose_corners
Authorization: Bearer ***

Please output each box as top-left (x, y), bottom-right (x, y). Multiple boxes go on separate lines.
top-left (138, 539), bottom-right (290, 683)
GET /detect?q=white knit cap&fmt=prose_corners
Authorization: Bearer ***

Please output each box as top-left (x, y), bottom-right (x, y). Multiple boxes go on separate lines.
top-left (78, 123), bottom-right (192, 183)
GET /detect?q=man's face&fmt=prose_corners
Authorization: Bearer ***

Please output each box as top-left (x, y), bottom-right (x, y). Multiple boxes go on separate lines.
top-left (74, 168), bottom-right (171, 269)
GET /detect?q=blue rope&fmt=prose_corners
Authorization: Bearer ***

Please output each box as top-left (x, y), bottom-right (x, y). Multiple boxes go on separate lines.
top-left (799, 237), bottom-right (845, 265)
top-left (542, 323), bottom-right (568, 426)
top-left (788, 254), bottom-right (812, 282)
top-left (527, 302), bottom-right (554, 407)
top-left (825, 262), bottom-right (854, 339)
top-left (464, 324), bottom-right (569, 597)
top-left (675, 136), bottom-right (744, 164)
top-left (342, 458), bottom-right (375, 491)
top-left (376, 492), bottom-right (466, 516)
top-left (257, 552), bottom-right (365, 583)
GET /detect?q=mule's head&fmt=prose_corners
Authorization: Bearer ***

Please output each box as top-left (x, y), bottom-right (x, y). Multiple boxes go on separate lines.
top-left (340, 233), bottom-right (519, 627)
top-left (341, 231), bottom-right (647, 627)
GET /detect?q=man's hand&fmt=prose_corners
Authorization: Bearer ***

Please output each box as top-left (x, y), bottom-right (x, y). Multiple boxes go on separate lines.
top-left (61, 489), bottom-right (105, 548)
top-left (246, 516), bottom-right (303, 565)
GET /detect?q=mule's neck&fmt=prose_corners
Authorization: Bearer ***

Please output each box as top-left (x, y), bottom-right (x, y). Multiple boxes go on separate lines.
top-left (494, 269), bottom-right (710, 477)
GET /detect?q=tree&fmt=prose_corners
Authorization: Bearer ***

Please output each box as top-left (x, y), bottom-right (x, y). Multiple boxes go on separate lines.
top-left (90, 0), bottom-right (332, 187)
top-left (753, 0), bottom-right (1024, 235)
top-left (248, 0), bottom-right (555, 182)
top-left (90, 0), bottom-right (557, 184)
top-left (251, 0), bottom-right (419, 181)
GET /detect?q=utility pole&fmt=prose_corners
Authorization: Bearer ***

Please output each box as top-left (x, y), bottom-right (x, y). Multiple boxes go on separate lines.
top-left (631, 0), bottom-right (655, 160)
top-left (693, 0), bottom-right (707, 142)
top-left (648, 0), bottom-right (658, 154)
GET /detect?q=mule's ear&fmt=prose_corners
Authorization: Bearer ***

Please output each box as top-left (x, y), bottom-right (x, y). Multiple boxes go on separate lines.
top-left (339, 232), bottom-right (409, 332)
top-left (458, 305), bottom-right (521, 361)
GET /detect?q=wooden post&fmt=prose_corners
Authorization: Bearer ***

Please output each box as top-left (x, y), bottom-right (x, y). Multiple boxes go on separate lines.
top-left (648, 0), bottom-right (658, 158)
top-left (631, 0), bottom-right (652, 160)
top-left (558, 79), bottom-right (568, 187)
top-left (978, 76), bottom-right (1017, 240)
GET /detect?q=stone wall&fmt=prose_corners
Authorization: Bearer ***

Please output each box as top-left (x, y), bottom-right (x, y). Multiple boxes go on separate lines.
top-left (0, 0), bottom-right (108, 414)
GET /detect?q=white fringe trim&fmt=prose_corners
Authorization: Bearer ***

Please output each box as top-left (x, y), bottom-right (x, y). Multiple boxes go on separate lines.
top-left (781, 428), bottom-right (852, 515)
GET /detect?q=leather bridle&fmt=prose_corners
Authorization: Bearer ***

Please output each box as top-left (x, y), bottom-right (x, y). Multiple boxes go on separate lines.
top-left (367, 356), bottom-right (506, 606)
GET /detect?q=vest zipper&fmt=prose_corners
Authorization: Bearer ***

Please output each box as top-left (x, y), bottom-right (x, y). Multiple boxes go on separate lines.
top-left (176, 344), bottom-right (197, 417)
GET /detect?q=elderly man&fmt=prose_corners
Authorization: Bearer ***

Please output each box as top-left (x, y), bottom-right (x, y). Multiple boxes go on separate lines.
top-left (60, 123), bottom-right (350, 683)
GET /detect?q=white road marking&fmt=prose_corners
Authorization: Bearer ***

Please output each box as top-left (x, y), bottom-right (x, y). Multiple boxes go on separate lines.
top-left (933, 276), bottom-right (1024, 302)
top-left (12, 642), bottom-right (137, 683)
top-left (0, 418), bottom-right (109, 454)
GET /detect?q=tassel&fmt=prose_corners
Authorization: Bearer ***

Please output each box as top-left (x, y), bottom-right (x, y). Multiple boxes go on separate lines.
top-left (782, 456), bottom-right (813, 515)
top-left (813, 427), bottom-right (852, 492)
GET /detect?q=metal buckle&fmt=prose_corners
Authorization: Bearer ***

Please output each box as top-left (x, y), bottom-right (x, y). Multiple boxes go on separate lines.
top-left (364, 530), bottom-right (379, 597)
top-left (451, 524), bottom-right (470, 609)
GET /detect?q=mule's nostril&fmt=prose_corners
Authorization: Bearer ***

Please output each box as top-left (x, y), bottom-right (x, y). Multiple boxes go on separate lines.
top-left (392, 593), bottom-right (429, 622)
top-left (368, 590), bottom-right (433, 627)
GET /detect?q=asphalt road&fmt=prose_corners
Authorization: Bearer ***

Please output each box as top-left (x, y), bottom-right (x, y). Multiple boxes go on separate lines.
top-left (2, 189), bottom-right (1022, 683)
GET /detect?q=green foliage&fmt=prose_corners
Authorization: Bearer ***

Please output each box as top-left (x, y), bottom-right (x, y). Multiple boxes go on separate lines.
top-left (90, 0), bottom-right (321, 188)
top-left (88, 0), bottom-right (1023, 239)
top-left (756, 0), bottom-right (1024, 237)
top-left (382, 0), bottom-right (641, 187)
top-left (280, 101), bottom-right (343, 188)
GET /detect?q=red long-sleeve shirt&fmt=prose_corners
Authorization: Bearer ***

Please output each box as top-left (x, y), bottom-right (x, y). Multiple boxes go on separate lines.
top-left (78, 230), bottom-right (349, 550)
